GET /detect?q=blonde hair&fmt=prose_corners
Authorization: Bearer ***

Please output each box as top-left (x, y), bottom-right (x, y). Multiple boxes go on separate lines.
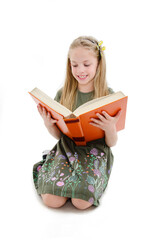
top-left (60, 36), bottom-right (109, 111)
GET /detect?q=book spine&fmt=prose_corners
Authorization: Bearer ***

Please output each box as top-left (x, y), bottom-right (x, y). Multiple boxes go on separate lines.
top-left (64, 118), bottom-right (86, 146)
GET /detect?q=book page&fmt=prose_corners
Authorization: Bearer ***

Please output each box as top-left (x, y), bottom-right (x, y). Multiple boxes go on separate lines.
top-left (73, 91), bottom-right (125, 116)
top-left (30, 88), bottom-right (72, 117)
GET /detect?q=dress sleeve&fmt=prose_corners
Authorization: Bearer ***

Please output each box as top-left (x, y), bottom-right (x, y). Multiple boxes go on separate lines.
top-left (54, 88), bottom-right (63, 102)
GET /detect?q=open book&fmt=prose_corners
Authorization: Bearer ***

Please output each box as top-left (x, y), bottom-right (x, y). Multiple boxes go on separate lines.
top-left (29, 87), bottom-right (128, 146)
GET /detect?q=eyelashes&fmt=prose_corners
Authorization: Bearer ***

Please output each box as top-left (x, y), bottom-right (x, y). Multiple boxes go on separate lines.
top-left (72, 64), bottom-right (90, 68)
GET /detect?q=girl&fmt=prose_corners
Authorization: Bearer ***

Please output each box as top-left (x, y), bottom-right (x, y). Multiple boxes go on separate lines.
top-left (33, 36), bottom-right (121, 210)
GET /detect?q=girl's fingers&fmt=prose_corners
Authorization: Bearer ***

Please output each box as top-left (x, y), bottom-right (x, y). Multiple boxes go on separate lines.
top-left (37, 104), bottom-right (57, 124)
top-left (42, 106), bottom-right (47, 117)
top-left (102, 111), bottom-right (112, 120)
top-left (47, 111), bottom-right (51, 119)
top-left (37, 104), bottom-right (47, 118)
top-left (51, 119), bottom-right (57, 124)
top-left (96, 113), bottom-right (106, 121)
top-left (90, 118), bottom-right (102, 125)
top-left (47, 111), bottom-right (57, 123)
top-left (102, 110), bottom-right (122, 121)
top-left (37, 104), bottom-right (42, 114)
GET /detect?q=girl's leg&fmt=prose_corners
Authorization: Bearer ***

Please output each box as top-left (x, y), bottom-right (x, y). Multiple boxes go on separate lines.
top-left (71, 198), bottom-right (92, 210)
top-left (41, 194), bottom-right (68, 208)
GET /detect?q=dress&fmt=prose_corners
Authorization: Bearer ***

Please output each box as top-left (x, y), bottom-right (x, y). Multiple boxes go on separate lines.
top-left (33, 88), bottom-right (114, 206)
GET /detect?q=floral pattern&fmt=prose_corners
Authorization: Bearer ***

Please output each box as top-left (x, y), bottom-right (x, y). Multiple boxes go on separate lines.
top-left (33, 136), bottom-right (114, 207)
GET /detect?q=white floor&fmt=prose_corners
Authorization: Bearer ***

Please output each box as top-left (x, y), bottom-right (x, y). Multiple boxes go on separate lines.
top-left (1, 1), bottom-right (159, 239)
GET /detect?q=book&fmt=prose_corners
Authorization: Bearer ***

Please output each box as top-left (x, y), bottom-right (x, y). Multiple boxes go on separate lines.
top-left (29, 87), bottom-right (128, 146)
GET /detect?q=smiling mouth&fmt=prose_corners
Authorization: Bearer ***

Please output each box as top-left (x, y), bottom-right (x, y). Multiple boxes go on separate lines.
top-left (77, 75), bottom-right (88, 80)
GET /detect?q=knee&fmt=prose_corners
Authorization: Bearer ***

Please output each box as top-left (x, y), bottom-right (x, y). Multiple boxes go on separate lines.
top-left (71, 198), bottom-right (92, 210)
top-left (41, 194), bottom-right (68, 208)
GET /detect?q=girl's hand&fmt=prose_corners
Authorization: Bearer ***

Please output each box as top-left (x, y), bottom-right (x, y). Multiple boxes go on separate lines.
top-left (89, 110), bottom-right (122, 132)
top-left (37, 104), bottom-right (57, 130)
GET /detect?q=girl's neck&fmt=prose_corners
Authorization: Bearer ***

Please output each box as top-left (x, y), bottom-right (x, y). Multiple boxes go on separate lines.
top-left (78, 84), bottom-right (94, 93)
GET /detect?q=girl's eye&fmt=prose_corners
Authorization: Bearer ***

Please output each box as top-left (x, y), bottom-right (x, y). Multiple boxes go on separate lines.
top-left (71, 64), bottom-right (90, 67)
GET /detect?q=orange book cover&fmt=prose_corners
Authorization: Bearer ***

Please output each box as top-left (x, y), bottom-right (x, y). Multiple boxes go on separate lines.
top-left (77, 96), bottom-right (127, 143)
top-left (29, 88), bottom-right (128, 146)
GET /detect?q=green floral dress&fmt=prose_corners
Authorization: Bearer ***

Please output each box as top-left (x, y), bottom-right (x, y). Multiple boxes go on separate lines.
top-left (33, 88), bottom-right (114, 206)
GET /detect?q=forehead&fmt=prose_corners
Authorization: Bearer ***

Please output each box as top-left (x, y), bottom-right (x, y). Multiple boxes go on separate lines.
top-left (69, 47), bottom-right (96, 62)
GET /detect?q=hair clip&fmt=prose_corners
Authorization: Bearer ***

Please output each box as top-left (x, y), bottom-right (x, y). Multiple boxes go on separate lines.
top-left (97, 41), bottom-right (106, 57)
top-left (98, 41), bottom-right (103, 46)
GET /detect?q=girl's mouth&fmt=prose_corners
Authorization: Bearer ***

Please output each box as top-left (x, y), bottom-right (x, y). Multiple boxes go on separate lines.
top-left (77, 75), bottom-right (88, 80)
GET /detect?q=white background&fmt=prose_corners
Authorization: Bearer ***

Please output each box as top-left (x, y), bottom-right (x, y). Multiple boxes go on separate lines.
top-left (0, 0), bottom-right (159, 239)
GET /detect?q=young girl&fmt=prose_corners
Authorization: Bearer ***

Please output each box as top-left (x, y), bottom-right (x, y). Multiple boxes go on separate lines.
top-left (33, 36), bottom-right (121, 210)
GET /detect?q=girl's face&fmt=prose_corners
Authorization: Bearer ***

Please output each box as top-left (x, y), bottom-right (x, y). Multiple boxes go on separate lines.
top-left (70, 47), bottom-right (98, 92)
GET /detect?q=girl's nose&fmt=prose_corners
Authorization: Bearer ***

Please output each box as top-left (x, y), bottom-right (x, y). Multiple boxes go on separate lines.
top-left (77, 65), bottom-right (85, 74)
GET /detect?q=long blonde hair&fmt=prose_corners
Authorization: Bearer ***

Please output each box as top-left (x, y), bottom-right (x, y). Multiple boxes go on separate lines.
top-left (60, 36), bottom-right (109, 111)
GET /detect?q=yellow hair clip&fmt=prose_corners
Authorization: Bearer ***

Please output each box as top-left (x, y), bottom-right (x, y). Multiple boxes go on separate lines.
top-left (98, 40), bottom-right (103, 46)
top-left (97, 40), bottom-right (106, 57)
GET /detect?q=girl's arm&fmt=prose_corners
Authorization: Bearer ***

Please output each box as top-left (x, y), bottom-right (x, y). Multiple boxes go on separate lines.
top-left (37, 104), bottom-right (62, 140)
top-left (104, 124), bottom-right (118, 147)
top-left (89, 110), bottom-right (122, 147)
